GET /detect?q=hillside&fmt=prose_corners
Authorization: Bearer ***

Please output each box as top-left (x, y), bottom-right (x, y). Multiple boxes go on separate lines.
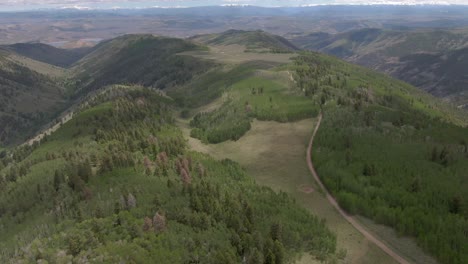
top-left (173, 43), bottom-right (467, 263)
top-left (3, 43), bottom-right (92, 68)
top-left (290, 28), bottom-right (468, 107)
top-left (70, 34), bottom-right (215, 97)
top-left (0, 86), bottom-right (336, 263)
top-left (293, 52), bottom-right (468, 264)
top-left (0, 50), bottom-right (66, 147)
top-left (392, 48), bottom-right (468, 108)
top-left (191, 30), bottom-right (299, 53)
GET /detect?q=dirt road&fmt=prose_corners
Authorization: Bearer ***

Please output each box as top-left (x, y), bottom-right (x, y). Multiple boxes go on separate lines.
top-left (307, 113), bottom-right (410, 264)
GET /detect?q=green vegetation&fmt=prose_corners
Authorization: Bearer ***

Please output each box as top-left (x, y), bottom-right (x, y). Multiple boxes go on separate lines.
top-left (168, 61), bottom-right (262, 108)
top-left (70, 35), bottom-right (215, 98)
top-left (290, 28), bottom-right (468, 107)
top-left (189, 72), bottom-right (319, 144)
top-left (0, 87), bottom-right (336, 263)
top-left (290, 52), bottom-right (468, 264)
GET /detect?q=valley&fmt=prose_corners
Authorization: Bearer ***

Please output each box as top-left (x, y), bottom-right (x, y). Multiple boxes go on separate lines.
top-left (174, 41), bottom-right (441, 264)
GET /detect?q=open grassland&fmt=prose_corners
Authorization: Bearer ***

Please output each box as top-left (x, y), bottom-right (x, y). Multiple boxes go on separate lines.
top-left (178, 117), bottom-right (398, 264)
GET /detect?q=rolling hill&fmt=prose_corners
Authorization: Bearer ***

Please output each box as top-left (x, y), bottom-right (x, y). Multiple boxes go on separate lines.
top-left (290, 28), bottom-right (468, 108)
top-left (190, 30), bottom-right (299, 53)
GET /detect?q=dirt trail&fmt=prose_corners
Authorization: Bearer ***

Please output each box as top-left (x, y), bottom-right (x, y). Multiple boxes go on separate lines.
top-left (23, 112), bottom-right (74, 146)
top-left (307, 113), bottom-right (410, 264)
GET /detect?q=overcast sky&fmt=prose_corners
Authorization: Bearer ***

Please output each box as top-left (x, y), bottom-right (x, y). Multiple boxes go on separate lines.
top-left (1, 0), bottom-right (468, 11)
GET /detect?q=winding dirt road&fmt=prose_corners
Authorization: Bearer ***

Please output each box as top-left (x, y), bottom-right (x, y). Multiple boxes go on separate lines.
top-left (307, 113), bottom-right (410, 264)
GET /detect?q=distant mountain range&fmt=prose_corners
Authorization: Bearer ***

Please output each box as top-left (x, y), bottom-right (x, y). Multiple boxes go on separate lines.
top-left (290, 28), bottom-right (468, 108)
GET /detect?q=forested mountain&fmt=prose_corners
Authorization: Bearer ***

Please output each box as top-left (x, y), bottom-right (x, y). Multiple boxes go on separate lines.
top-left (0, 49), bottom-right (66, 147)
top-left (0, 86), bottom-right (336, 263)
top-left (290, 28), bottom-right (468, 108)
top-left (69, 34), bottom-right (216, 97)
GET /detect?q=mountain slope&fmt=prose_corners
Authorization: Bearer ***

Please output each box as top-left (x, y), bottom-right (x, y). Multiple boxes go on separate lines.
top-left (70, 34), bottom-right (215, 97)
top-left (291, 52), bottom-right (468, 264)
top-left (3, 43), bottom-right (92, 68)
top-left (0, 50), bottom-right (66, 147)
top-left (0, 86), bottom-right (336, 263)
top-left (392, 48), bottom-right (468, 108)
top-left (290, 28), bottom-right (468, 107)
top-left (176, 41), bottom-right (467, 263)
top-left (191, 30), bottom-right (299, 53)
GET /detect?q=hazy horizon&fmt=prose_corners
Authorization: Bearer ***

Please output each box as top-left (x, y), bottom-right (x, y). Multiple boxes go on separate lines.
top-left (2, 0), bottom-right (468, 11)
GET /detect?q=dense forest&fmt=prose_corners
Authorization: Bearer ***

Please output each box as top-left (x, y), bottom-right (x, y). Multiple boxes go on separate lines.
top-left (291, 52), bottom-right (468, 264)
top-left (0, 87), bottom-right (336, 263)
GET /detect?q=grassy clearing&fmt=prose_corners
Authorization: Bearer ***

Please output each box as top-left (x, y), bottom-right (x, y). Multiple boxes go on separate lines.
top-left (180, 44), bottom-right (295, 64)
top-left (178, 117), bottom-right (397, 264)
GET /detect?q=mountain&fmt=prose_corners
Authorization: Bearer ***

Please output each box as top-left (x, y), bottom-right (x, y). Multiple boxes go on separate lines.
top-left (70, 34), bottom-right (215, 97)
top-left (190, 30), bottom-right (299, 53)
top-left (290, 28), bottom-right (468, 108)
top-left (3, 43), bottom-right (92, 67)
top-left (0, 49), bottom-right (66, 147)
